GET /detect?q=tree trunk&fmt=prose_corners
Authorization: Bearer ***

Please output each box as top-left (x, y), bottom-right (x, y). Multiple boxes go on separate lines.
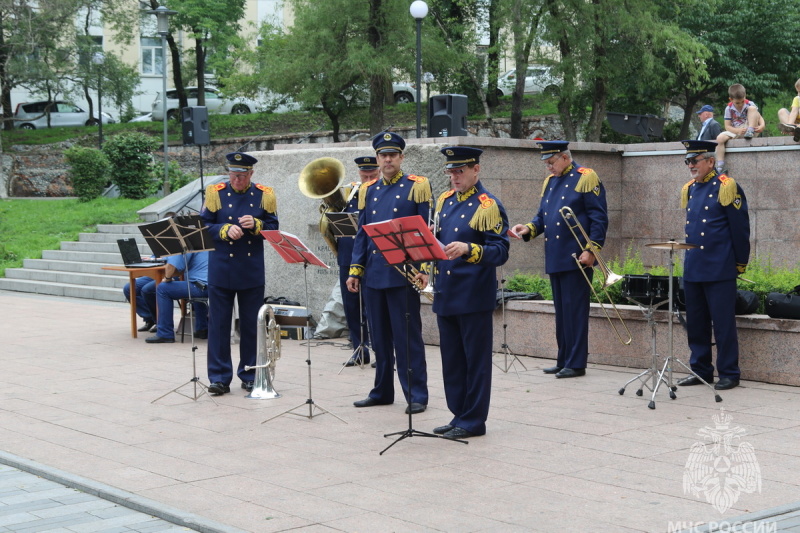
top-left (367, 0), bottom-right (385, 135)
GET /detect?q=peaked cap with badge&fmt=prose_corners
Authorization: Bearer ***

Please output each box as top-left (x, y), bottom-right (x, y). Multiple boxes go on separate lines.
top-left (441, 146), bottom-right (482, 168)
top-left (372, 131), bottom-right (405, 153)
top-left (226, 152), bottom-right (258, 171)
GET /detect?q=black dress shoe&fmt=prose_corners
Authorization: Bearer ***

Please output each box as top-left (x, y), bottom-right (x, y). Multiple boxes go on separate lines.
top-left (677, 375), bottom-right (713, 386)
top-left (543, 366), bottom-right (562, 374)
top-left (344, 355), bottom-right (370, 367)
top-left (371, 361), bottom-right (377, 368)
top-left (405, 402), bottom-right (426, 414)
top-left (241, 381), bottom-right (254, 392)
top-left (208, 382), bottom-right (230, 395)
top-left (715, 377), bottom-right (740, 390)
top-left (145, 335), bottom-right (175, 344)
top-left (353, 397), bottom-right (391, 408)
top-left (194, 329), bottom-right (208, 339)
top-left (442, 427), bottom-right (474, 440)
top-left (138, 320), bottom-right (155, 332)
top-left (555, 368), bottom-right (585, 378)
top-left (433, 424), bottom-right (454, 435)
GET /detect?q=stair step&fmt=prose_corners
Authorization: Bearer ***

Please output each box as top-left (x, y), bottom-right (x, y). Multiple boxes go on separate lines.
top-left (4, 268), bottom-right (128, 288)
top-left (24, 259), bottom-right (129, 275)
top-left (0, 278), bottom-right (126, 302)
top-left (78, 232), bottom-right (147, 244)
top-left (97, 224), bottom-right (142, 235)
top-left (42, 250), bottom-right (123, 263)
top-left (61, 241), bottom-right (152, 254)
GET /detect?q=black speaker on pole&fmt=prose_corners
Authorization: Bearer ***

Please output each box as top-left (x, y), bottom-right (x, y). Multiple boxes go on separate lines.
top-left (427, 94), bottom-right (468, 138)
top-left (182, 106), bottom-right (210, 146)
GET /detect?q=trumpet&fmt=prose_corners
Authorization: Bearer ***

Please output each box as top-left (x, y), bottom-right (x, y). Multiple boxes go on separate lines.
top-left (559, 206), bottom-right (632, 346)
top-left (394, 264), bottom-right (434, 302)
top-left (419, 209), bottom-right (439, 300)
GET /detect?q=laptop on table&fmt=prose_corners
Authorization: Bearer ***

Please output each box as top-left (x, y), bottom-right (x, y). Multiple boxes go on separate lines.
top-left (117, 238), bottom-right (166, 268)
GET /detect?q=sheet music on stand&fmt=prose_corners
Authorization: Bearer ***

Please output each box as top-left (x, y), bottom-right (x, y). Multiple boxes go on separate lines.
top-left (139, 215), bottom-right (214, 257)
top-left (261, 230), bottom-right (329, 269)
top-left (363, 215), bottom-right (447, 265)
top-left (325, 212), bottom-right (358, 238)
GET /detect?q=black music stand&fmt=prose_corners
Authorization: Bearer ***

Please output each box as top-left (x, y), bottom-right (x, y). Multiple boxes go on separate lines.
top-left (363, 215), bottom-right (467, 454)
top-left (259, 230), bottom-right (346, 423)
top-left (142, 215), bottom-right (216, 404)
top-left (493, 265), bottom-right (527, 376)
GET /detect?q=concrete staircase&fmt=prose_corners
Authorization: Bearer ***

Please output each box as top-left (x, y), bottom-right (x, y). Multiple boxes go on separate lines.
top-left (0, 224), bottom-right (151, 302)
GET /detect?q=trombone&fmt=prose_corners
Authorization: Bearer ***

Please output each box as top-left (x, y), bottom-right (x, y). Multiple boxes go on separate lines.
top-left (559, 206), bottom-right (632, 346)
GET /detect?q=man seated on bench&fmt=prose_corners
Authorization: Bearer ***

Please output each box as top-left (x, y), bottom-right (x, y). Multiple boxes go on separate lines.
top-left (143, 251), bottom-right (210, 343)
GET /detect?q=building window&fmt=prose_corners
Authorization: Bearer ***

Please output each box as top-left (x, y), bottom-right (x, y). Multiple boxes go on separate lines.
top-left (141, 37), bottom-right (163, 75)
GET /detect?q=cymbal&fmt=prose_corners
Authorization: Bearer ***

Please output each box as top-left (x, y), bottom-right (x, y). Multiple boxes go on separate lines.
top-left (646, 241), bottom-right (698, 250)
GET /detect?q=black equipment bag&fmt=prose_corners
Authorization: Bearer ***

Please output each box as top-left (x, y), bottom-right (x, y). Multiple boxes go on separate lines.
top-left (765, 285), bottom-right (800, 319)
top-left (265, 296), bottom-right (302, 307)
top-left (735, 290), bottom-right (759, 315)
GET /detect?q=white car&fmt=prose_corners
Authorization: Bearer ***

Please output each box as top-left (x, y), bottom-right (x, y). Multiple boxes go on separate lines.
top-left (495, 66), bottom-right (560, 97)
top-left (392, 83), bottom-right (416, 104)
top-left (151, 87), bottom-right (262, 121)
top-left (13, 100), bottom-right (115, 129)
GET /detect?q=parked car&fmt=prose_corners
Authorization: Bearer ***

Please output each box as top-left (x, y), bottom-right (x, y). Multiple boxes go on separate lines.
top-left (495, 66), bottom-right (560, 97)
top-left (392, 83), bottom-right (416, 104)
top-left (13, 100), bottom-right (115, 130)
top-left (151, 87), bottom-right (262, 121)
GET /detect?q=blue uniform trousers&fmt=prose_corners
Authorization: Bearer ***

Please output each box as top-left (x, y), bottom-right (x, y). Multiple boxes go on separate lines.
top-left (365, 285), bottom-right (427, 405)
top-left (683, 279), bottom-right (740, 381)
top-left (339, 265), bottom-right (370, 359)
top-left (207, 284), bottom-right (262, 385)
top-left (437, 310), bottom-right (493, 435)
top-left (550, 269), bottom-right (592, 369)
top-left (143, 281), bottom-right (208, 340)
top-left (123, 277), bottom-right (155, 321)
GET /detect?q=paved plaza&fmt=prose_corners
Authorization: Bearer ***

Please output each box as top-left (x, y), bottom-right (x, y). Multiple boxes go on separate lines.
top-left (1, 291), bottom-right (799, 532)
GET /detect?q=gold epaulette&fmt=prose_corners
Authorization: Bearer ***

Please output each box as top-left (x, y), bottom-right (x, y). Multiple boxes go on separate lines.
top-left (406, 175), bottom-right (432, 203)
top-left (357, 178), bottom-right (378, 210)
top-left (436, 189), bottom-right (454, 214)
top-left (575, 167), bottom-right (601, 195)
top-left (680, 179), bottom-right (693, 209)
top-left (717, 174), bottom-right (737, 207)
top-left (204, 183), bottom-right (226, 212)
top-left (255, 184), bottom-right (277, 213)
top-left (540, 175), bottom-right (553, 197)
top-left (469, 193), bottom-right (503, 234)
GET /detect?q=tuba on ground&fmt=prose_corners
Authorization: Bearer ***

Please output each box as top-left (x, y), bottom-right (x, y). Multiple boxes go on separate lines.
top-left (244, 304), bottom-right (282, 399)
top-left (298, 157), bottom-right (347, 256)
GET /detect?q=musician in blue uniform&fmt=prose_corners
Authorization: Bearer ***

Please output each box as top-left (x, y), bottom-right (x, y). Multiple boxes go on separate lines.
top-left (511, 140), bottom-right (608, 378)
top-left (340, 156), bottom-right (378, 367)
top-left (677, 140), bottom-right (750, 391)
top-left (346, 132), bottom-right (432, 414)
top-left (200, 152), bottom-right (279, 395)
top-left (422, 146), bottom-right (509, 440)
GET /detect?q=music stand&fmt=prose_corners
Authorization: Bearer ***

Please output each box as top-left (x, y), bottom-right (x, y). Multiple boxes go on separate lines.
top-left (363, 215), bottom-right (468, 454)
top-left (259, 230), bottom-right (346, 423)
top-left (143, 215), bottom-right (216, 404)
top-left (493, 264), bottom-right (527, 375)
top-left (643, 241), bottom-right (722, 409)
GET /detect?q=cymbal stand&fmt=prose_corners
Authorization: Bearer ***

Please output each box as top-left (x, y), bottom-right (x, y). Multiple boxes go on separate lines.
top-left (493, 267), bottom-right (527, 376)
top-left (263, 262), bottom-right (346, 423)
top-left (337, 287), bottom-right (370, 375)
top-left (649, 247), bottom-right (721, 408)
top-left (618, 295), bottom-right (672, 404)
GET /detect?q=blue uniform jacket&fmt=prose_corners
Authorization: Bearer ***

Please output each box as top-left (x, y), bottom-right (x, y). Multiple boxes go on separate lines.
top-left (201, 181), bottom-right (279, 290)
top-left (336, 184), bottom-right (360, 268)
top-left (432, 182), bottom-right (510, 317)
top-left (682, 171), bottom-right (750, 282)
top-left (524, 162), bottom-right (608, 274)
top-left (349, 172), bottom-right (431, 290)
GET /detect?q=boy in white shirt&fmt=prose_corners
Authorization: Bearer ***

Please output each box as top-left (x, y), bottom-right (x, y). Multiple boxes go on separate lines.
top-left (715, 83), bottom-right (764, 173)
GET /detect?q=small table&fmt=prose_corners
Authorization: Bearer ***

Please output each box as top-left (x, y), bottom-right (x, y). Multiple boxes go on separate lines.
top-left (103, 265), bottom-right (166, 338)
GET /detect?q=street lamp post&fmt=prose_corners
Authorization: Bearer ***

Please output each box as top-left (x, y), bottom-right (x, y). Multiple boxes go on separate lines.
top-left (145, 5), bottom-right (177, 196)
top-left (92, 52), bottom-right (104, 150)
top-left (409, 1), bottom-right (428, 139)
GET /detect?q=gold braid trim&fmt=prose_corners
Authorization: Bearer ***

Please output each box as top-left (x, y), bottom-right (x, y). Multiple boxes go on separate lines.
top-left (220, 223), bottom-right (233, 241)
top-left (575, 167), bottom-right (600, 194)
top-left (680, 180), bottom-right (693, 209)
top-left (204, 183), bottom-right (225, 212)
top-left (469, 194), bottom-right (503, 233)
top-left (717, 174), bottom-right (737, 207)
top-left (251, 218), bottom-right (263, 235)
top-left (522, 223), bottom-right (537, 242)
top-left (357, 179), bottom-right (378, 210)
top-left (540, 175), bottom-right (552, 197)
top-left (437, 189), bottom-right (454, 214)
top-left (256, 184), bottom-right (277, 214)
top-left (349, 265), bottom-right (365, 278)
top-left (406, 175), bottom-right (432, 203)
top-left (465, 243), bottom-right (483, 264)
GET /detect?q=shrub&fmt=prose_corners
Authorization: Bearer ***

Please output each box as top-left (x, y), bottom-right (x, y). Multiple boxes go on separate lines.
top-left (63, 146), bottom-right (111, 201)
top-left (153, 160), bottom-right (196, 192)
top-left (102, 132), bottom-right (159, 199)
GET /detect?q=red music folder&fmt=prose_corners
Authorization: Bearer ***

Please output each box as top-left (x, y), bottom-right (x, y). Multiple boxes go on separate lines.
top-left (363, 215), bottom-right (447, 266)
top-left (261, 230), bottom-right (329, 268)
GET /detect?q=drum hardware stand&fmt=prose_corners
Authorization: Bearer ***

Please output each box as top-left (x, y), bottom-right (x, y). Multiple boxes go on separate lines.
top-left (144, 216), bottom-right (216, 405)
top-left (636, 241), bottom-right (722, 409)
top-left (261, 231), bottom-right (346, 423)
top-left (493, 267), bottom-right (527, 376)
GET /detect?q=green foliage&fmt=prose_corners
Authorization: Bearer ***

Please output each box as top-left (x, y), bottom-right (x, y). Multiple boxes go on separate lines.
top-left (101, 132), bottom-right (159, 199)
top-left (153, 160), bottom-right (196, 192)
top-left (506, 270), bottom-right (553, 299)
top-left (0, 197), bottom-right (151, 277)
top-left (63, 146), bottom-right (111, 201)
